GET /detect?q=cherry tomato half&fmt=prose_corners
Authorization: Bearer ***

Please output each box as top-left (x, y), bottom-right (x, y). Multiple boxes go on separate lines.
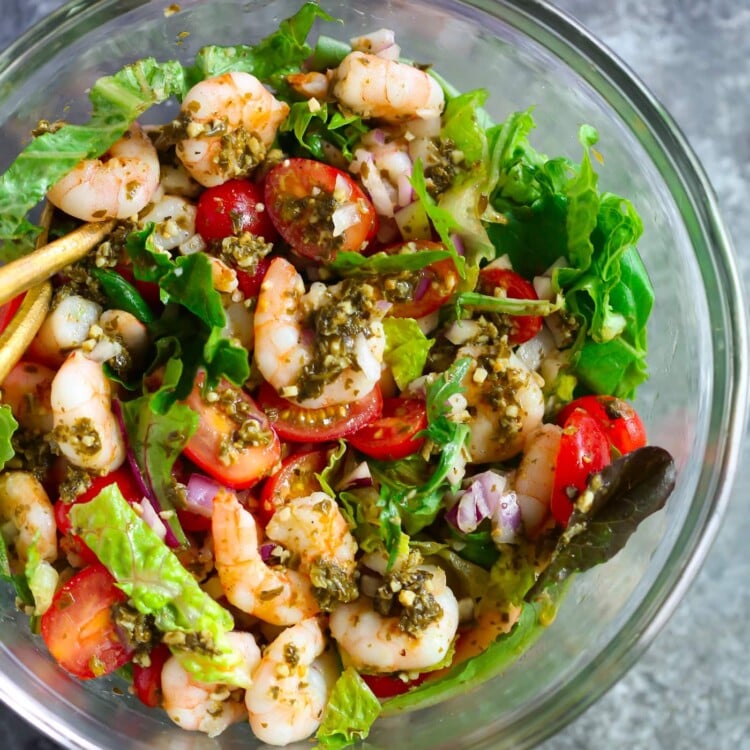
top-left (258, 447), bottom-right (331, 525)
top-left (348, 397), bottom-right (427, 461)
top-left (183, 375), bottom-right (281, 490)
top-left (477, 266), bottom-right (543, 344)
top-left (40, 563), bottom-right (132, 680)
top-left (550, 408), bottom-right (611, 526)
top-left (257, 380), bottom-right (383, 444)
top-left (557, 395), bottom-right (647, 456)
top-left (0, 292), bottom-right (25, 335)
top-left (264, 158), bottom-right (377, 262)
top-left (196, 178), bottom-right (278, 243)
top-left (133, 643), bottom-right (171, 708)
top-left (362, 672), bottom-right (429, 698)
top-left (55, 466), bottom-right (145, 566)
top-left (383, 242), bottom-right (460, 320)
top-left (235, 256), bottom-right (271, 300)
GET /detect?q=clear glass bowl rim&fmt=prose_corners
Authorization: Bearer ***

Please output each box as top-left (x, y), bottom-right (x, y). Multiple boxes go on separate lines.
top-left (0, 1), bottom-right (747, 748)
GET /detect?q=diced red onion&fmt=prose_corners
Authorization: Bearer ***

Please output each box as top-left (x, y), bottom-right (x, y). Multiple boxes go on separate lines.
top-left (490, 492), bottom-right (522, 545)
top-left (397, 173), bottom-right (415, 207)
top-left (377, 43), bottom-right (401, 60)
top-left (351, 28), bottom-right (397, 55)
top-left (259, 543), bottom-right (276, 563)
top-left (332, 202), bottom-right (362, 237)
top-left (450, 233), bottom-right (465, 256)
top-left (337, 461), bottom-right (373, 491)
top-left (354, 333), bottom-right (381, 381)
top-left (185, 473), bottom-right (222, 517)
top-left (413, 272), bottom-right (431, 302)
top-left (361, 167), bottom-right (397, 217)
top-left (137, 500), bottom-right (167, 541)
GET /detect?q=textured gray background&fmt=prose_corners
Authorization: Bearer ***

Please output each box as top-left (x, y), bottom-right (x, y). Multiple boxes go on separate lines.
top-left (1, 1), bottom-right (749, 749)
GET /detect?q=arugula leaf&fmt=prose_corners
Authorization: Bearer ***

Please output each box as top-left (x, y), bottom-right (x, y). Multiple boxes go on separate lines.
top-left (91, 267), bottom-right (155, 324)
top-left (70, 484), bottom-right (250, 686)
top-left (0, 58), bottom-right (186, 252)
top-left (280, 101), bottom-right (368, 161)
top-left (118, 359), bottom-right (199, 546)
top-left (527, 446), bottom-right (676, 600)
top-left (0, 529), bottom-right (34, 607)
top-left (0, 405), bottom-right (18, 471)
top-left (382, 318), bottom-right (434, 389)
top-left (315, 667), bottom-right (381, 750)
top-left (189, 2), bottom-right (335, 91)
top-left (453, 290), bottom-right (563, 320)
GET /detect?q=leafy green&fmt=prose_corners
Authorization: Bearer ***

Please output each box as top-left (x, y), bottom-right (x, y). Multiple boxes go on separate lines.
top-left (70, 484), bottom-right (250, 686)
top-left (486, 114), bottom-right (652, 398)
top-left (382, 318), bottom-right (434, 389)
top-left (527, 446), bottom-right (676, 600)
top-left (488, 542), bottom-right (537, 606)
top-left (0, 528), bottom-right (33, 607)
top-left (382, 601), bottom-right (543, 713)
top-left (118, 359), bottom-right (199, 546)
top-left (0, 58), bottom-right (186, 252)
top-left (329, 247), bottom-right (456, 277)
top-left (280, 101), bottom-right (368, 161)
top-left (0, 406), bottom-right (18, 471)
top-left (308, 34), bottom-right (351, 71)
top-left (453, 290), bottom-right (562, 319)
top-left (24, 542), bottom-right (58, 616)
top-left (441, 89), bottom-right (489, 167)
top-left (315, 667), bottom-right (381, 750)
top-left (189, 2), bottom-right (335, 91)
top-left (91, 267), bottom-right (155, 324)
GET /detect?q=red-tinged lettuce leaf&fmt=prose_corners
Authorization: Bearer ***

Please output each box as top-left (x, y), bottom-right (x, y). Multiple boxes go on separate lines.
top-left (527, 446), bottom-right (676, 600)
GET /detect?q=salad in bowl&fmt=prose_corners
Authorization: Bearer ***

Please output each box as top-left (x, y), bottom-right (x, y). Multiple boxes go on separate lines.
top-left (0, 2), bottom-right (676, 747)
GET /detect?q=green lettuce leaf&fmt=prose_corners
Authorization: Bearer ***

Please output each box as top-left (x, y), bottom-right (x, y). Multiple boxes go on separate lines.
top-left (382, 318), bottom-right (434, 389)
top-left (118, 359), bottom-right (199, 546)
top-left (0, 405), bottom-right (18, 471)
top-left (70, 484), bottom-right (250, 686)
top-left (24, 542), bottom-right (58, 616)
top-left (315, 667), bottom-right (381, 750)
top-left (329, 247), bottom-right (455, 277)
top-left (189, 2), bottom-right (335, 91)
top-left (280, 101), bottom-right (368, 161)
top-left (0, 58), bottom-right (186, 252)
top-left (0, 527), bottom-right (33, 607)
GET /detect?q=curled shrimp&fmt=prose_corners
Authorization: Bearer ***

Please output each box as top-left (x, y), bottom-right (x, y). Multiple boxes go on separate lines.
top-left (265, 492), bottom-right (359, 609)
top-left (245, 616), bottom-right (338, 746)
top-left (459, 347), bottom-right (545, 464)
top-left (513, 423), bottom-right (563, 534)
top-left (27, 295), bottom-right (102, 369)
top-left (47, 122), bottom-right (160, 222)
top-left (332, 51), bottom-right (444, 122)
top-left (176, 71), bottom-right (289, 187)
top-left (329, 564), bottom-right (459, 673)
top-left (162, 631), bottom-right (260, 738)
top-left (50, 349), bottom-right (125, 474)
top-left (253, 256), bottom-right (386, 408)
top-left (212, 491), bottom-right (319, 626)
top-left (0, 471), bottom-right (57, 564)
top-left (1, 361), bottom-right (55, 434)
top-left (85, 309), bottom-right (150, 373)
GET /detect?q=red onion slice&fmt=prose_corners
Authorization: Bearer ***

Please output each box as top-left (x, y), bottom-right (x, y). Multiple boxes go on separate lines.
top-left (185, 473), bottom-right (222, 517)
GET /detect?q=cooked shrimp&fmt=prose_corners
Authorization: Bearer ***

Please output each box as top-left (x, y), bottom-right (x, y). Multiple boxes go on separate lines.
top-left (253, 257), bottom-right (386, 408)
top-left (212, 491), bottom-right (319, 626)
top-left (1, 361), bottom-right (55, 434)
top-left (329, 565), bottom-right (459, 672)
top-left (0, 471), bottom-right (57, 563)
top-left (85, 309), bottom-right (150, 372)
top-left (162, 631), bottom-right (260, 738)
top-left (460, 347), bottom-right (545, 464)
top-left (513, 423), bottom-right (563, 533)
top-left (245, 616), bottom-right (338, 746)
top-left (265, 492), bottom-right (359, 608)
top-left (332, 51), bottom-right (444, 122)
top-left (27, 295), bottom-right (102, 369)
top-left (286, 71), bottom-right (331, 100)
top-left (47, 122), bottom-right (160, 222)
top-left (176, 71), bottom-right (289, 187)
top-left (138, 194), bottom-right (198, 253)
top-left (50, 350), bottom-right (125, 474)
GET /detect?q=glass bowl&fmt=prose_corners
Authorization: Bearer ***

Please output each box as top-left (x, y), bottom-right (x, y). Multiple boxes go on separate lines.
top-left (0, 1), bottom-right (746, 748)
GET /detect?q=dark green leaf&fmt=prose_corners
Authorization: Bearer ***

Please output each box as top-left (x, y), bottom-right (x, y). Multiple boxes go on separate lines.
top-left (91, 267), bottom-right (155, 323)
top-left (527, 446), bottom-right (676, 600)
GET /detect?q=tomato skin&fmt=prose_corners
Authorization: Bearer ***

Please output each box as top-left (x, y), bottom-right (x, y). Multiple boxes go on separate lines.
top-left (551, 409), bottom-right (612, 526)
top-left (0, 292), bottom-right (26, 334)
top-left (133, 644), bottom-right (171, 708)
top-left (195, 178), bottom-right (278, 243)
top-left (55, 466), bottom-right (145, 566)
top-left (40, 564), bottom-right (132, 680)
top-left (361, 672), bottom-right (428, 698)
top-left (557, 395), bottom-right (647, 456)
top-left (257, 380), bottom-right (383, 443)
top-left (235, 256), bottom-right (271, 300)
top-left (258, 448), bottom-right (331, 525)
top-left (348, 397), bottom-right (427, 460)
top-left (264, 158), bottom-right (377, 262)
top-left (182, 376), bottom-right (281, 489)
top-left (383, 243), bottom-right (460, 319)
top-left (477, 267), bottom-right (543, 344)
